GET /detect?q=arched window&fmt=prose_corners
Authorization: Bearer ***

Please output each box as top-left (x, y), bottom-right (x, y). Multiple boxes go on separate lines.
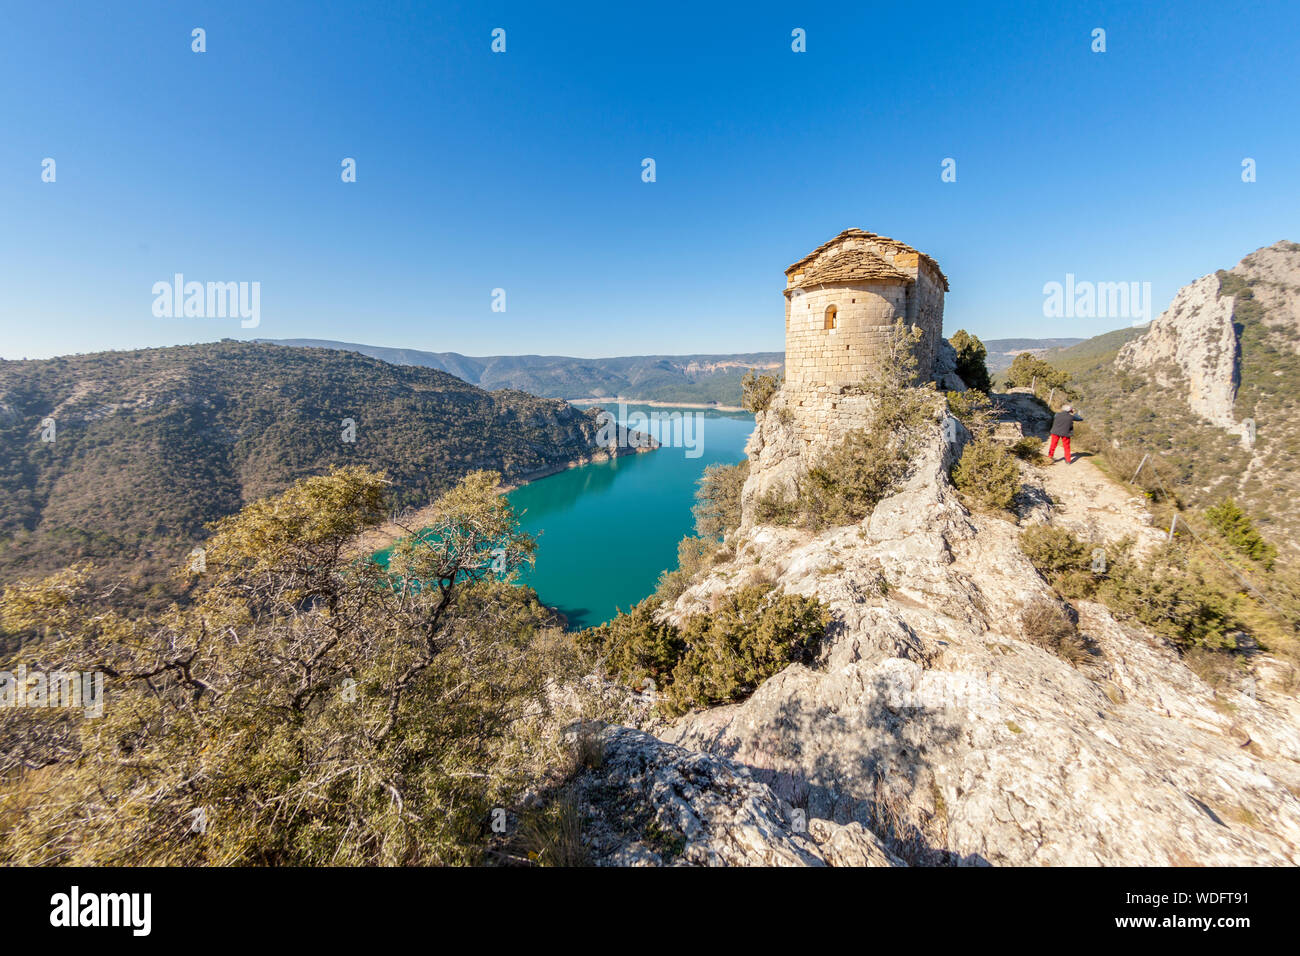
top-left (824, 305), bottom-right (838, 330)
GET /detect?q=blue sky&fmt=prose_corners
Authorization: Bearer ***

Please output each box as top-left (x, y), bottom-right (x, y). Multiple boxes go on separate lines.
top-left (2, 0), bottom-right (1297, 359)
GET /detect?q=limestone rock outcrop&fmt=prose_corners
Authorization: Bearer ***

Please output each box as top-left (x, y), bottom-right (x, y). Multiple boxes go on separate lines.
top-left (1115, 240), bottom-right (1300, 436)
top-left (568, 725), bottom-right (902, 866)
top-left (655, 403), bottom-right (1300, 866)
top-left (1116, 273), bottom-right (1240, 430)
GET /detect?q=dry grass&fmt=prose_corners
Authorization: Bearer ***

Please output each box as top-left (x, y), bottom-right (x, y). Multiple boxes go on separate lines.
top-left (1019, 598), bottom-right (1092, 667)
top-left (1223, 806), bottom-right (1260, 829)
top-left (573, 725), bottom-right (606, 773)
top-left (515, 796), bottom-right (589, 867)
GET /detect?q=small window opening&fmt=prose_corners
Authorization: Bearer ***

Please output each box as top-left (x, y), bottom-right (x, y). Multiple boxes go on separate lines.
top-left (824, 305), bottom-right (838, 330)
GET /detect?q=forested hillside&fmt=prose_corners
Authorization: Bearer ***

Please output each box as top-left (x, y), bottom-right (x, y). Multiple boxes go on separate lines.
top-left (0, 342), bottom-right (614, 599)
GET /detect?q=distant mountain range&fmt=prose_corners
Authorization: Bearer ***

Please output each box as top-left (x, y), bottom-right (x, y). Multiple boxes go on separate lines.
top-left (258, 339), bottom-right (783, 406)
top-left (260, 337), bottom-right (1079, 403)
top-left (0, 342), bottom-right (616, 600)
top-left (980, 338), bottom-right (1086, 372)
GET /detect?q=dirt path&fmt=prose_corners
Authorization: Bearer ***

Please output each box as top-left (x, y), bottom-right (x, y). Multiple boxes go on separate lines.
top-left (1033, 449), bottom-right (1167, 556)
top-left (996, 390), bottom-right (1166, 556)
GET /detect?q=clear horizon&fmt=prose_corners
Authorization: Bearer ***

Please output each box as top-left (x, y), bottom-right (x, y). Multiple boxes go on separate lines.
top-left (3, 0), bottom-right (1297, 360)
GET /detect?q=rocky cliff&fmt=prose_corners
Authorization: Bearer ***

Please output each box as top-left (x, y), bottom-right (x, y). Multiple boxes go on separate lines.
top-left (1061, 240), bottom-right (1300, 550)
top-left (583, 391), bottom-right (1300, 866)
top-left (1115, 273), bottom-right (1241, 430)
top-left (1116, 240), bottom-right (1300, 439)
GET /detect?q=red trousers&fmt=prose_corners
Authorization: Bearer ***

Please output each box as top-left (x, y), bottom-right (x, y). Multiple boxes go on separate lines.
top-left (1048, 434), bottom-right (1071, 462)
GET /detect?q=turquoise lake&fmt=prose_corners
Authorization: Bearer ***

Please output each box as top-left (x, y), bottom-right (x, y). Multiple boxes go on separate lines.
top-left (506, 404), bottom-right (754, 629)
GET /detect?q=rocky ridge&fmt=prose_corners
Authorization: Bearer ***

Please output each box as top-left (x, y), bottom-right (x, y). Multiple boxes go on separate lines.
top-left (580, 386), bottom-right (1300, 865)
top-left (1116, 272), bottom-right (1241, 430)
top-left (1116, 240), bottom-right (1300, 441)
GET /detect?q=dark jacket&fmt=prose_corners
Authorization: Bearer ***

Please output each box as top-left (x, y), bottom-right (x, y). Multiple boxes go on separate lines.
top-left (1051, 410), bottom-right (1082, 437)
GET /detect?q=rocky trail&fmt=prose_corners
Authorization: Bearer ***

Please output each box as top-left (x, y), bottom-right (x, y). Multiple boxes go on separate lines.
top-left (580, 388), bottom-right (1300, 866)
top-left (999, 390), bottom-right (1168, 558)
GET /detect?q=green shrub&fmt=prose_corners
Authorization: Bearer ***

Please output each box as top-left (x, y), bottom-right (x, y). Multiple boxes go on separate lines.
top-left (577, 599), bottom-right (684, 690)
top-left (741, 370), bottom-right (782, 413)
top-left (1101, 544), bottom-right (1237, 650)
top-left (951, 438), bottom-right (1021, 513)
top-left (1019, 524), bottom-right (1093, 579)
top-left (1205, 499), bottom-right (1276, 570)
top-left (800, 425), bottom-right (912, 528)
top-left (945, 388), bottom-right (995, 434)
top-left (693, 461), bottom-right (749, 538)
top-left (1010, 436), bottom-right (1043, 461)
top-left (666, 586), bottom-right (831, 716)
top-left (580, 585), bottom-right (831, 718)
top-left (949, 330), bottom-right (992, 392)
top-left (754, 488), bottom-right (799, 526)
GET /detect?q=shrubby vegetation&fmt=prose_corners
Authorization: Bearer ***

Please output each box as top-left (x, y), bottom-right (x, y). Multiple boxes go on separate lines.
top-left (1002, 351), bottom-right (1078, 401)
top-left (1009, 436), bottom-right (1044, 461)
top-left (578, 585), bottom-right (831, 718)
top-left (949, 329), bottom-right (992, 392)
top-left (1018, 597), bottom-right (1091, 667)
top-left (0, 342), bottom-right (610, 609)
top-left (0, 467), bottom-right (598, 865)
top-left (952, 439), bottom-right (1021, 513)
top-left (1019, 523), bottom-right (1244, 653)
top-left (944, 388), bottom-right (1024, 514)
top-left (692, 461), bottom-right (749, 539)
top-left (944, 387), bottom-right (996, 432)
top-left (758, 322), bottom-right (940, 530)
top-left (741, 370), bottom-right (782, 413)
top-left (1205, 499), bottom-right (1277, 570)
top-left (800, 422), bottom-right (920, 528)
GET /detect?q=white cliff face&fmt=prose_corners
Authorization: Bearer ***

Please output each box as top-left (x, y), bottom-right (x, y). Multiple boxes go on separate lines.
top-left (1115, 241), bottom-right (1300, 436)
top-left (653, 412), bottom-right (1300, 866)
top-left (1116, 273), bottom-right (1240, 430)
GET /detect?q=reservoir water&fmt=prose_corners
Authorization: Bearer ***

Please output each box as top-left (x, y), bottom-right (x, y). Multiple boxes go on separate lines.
top-left (507, 403), bottom-right (754, 629)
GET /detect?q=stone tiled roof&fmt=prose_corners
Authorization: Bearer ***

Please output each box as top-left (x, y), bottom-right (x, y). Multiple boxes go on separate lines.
top-left (786, 228), bottom-right (949, 290)
top-left (797, 246), bottom-right (913, 286)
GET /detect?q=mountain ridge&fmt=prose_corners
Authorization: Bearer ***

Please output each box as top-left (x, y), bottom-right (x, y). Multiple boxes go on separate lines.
top-left (1041, 240), bottom-right (1300, 550)
top-left (258, 337), bottom-right (1082, 402)
top-left (0, 341), bottom-right (624, 600)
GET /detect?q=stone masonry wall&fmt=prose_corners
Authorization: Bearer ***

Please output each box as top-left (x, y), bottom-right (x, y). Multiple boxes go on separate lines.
top-left (774, 234), bottom-right (947, 468)
top-left (784, 284), bottom-right (907, 390)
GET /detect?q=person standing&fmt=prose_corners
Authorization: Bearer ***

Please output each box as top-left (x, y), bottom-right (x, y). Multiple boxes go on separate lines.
top-left (1048, 404), bottom-right (1083, 464)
